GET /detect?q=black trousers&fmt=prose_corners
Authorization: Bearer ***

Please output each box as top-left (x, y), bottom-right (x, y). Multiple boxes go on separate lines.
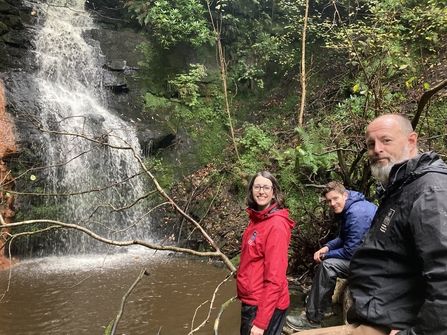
top-left (305, 258), bottom-right (349, 322)
top-left (240, 303), bottom-right (287, 335)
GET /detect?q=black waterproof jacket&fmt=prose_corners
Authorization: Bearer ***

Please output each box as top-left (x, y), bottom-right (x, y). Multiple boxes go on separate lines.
top-left (348, 152), bottom-right (447, 335)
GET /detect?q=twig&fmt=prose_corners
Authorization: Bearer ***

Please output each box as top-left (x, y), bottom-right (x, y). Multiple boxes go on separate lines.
top-left (213, 296), bottom-right (237, 335)
top-left (110, 268), bottom-right (149, 335)
top-left (188, 273), bottom-right (235, 334)
top-left (298, 0), bottom-right (309, 127)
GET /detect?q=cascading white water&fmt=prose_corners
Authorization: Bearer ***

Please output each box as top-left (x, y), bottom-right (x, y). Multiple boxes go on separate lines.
top-left (28, 0), bottom-right (152, 254)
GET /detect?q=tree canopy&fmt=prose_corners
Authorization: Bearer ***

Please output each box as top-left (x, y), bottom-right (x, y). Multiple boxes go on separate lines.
top-left (1, 0), bottom-right (446, 333)
top-left (123, 0), bottom-right (447, 275)
top-left (4, 0), bottom-right (447, 280)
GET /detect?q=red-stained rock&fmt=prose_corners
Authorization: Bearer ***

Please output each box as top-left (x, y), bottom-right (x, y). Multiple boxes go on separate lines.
top-left (0, 256), bottom-right (19, 270)
top-left (0, 79), bottom-right (19, 269)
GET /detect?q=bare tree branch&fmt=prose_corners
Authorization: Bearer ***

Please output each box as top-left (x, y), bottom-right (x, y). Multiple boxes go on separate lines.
top-left (412, 78), bottom-right (447, 131)
top-left (213, 295), bottom-right (237, 335)
top-left (299, 0), bottom-right (309, 127)
top-left (110, 268), bottom-right (149, 335)
top-left (6, 120), bottom-right (238, 272)
top-left (0, 218), bottom-right (230, 260)
top-left (188, 273), bottom-right (234, 335)
top-left (206, 1), bottom-right (241, 164)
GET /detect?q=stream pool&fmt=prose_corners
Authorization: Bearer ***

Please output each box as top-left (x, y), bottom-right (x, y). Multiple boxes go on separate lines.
top-left (0, 247), bottom-right (240, 335)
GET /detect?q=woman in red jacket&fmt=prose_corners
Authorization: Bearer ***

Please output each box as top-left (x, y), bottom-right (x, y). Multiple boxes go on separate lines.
top-left (237, 171), bottom-right (295, 335)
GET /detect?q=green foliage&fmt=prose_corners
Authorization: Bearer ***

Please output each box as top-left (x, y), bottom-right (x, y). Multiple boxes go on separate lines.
top-left (142, 94), bottom-right (223, 185)
top-left (287, 188), bottom-right (321, 223)
top-left (212, 0), bottom-right (287, 93)
top-left (262, 94), bottom-right (300, 125)
top-left (136, 42), bottom-right (174, 95)
top-left (14, 201), bottom-right (59, 223)
top-left (147, 157), bottom-right (176, 191)
top-left (295, 125), bottom-right (338, 174)
top-left (274, 122), bottom-right (338, 185)
top-left (122, 0), bottom-right (447, 273)
top-left (333, 94), bottom-right (377, 121)
top-left (371, 0), bottom-right (447, 52)
top-left (236, 123), bottom-right (276, 174)
top-left (192, 118), bottom-right (228, 165)
top-left (168, 64), bottom-right (207, 107)
top-left (143, 92), bottom-right (172, 111)
top-left (230, 253), bottom-right (240, 268)
top-left (414, 99), bottom-right (447, 153)
top-left (171, 92), bottom-right (222, 126)
top-left (141, 92), bottom-right (180, 134)
top-left (231, 32), bottom-right (281, 89)
top-left (276, 0), bottom-right (331, 69)
top-left (126, 0), bottom-right (213, 48)
top-left (320, 0), bottom-right (447, 111)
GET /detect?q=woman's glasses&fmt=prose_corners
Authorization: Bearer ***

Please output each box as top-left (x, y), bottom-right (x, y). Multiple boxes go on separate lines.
top-left (253, 184), bottom-right (274, 192)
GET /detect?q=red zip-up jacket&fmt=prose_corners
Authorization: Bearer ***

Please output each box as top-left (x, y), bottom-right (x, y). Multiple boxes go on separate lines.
top-left (236, 203), bottom-right (295, 330)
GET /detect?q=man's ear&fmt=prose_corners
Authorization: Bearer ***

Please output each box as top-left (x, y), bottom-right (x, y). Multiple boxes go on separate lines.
top-left (408, 132), bottom-right (418, 154)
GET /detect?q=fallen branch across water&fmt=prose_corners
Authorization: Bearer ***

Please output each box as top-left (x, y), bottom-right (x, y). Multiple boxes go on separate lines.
top-left (107, 268), bottom-right (150, 335)
top-left (214, 295), bottom-right (237, 335)
top-left (188, 272), bottom-right (235, 335)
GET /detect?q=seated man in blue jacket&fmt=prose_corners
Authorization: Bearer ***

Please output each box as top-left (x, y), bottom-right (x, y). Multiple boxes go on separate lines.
top-left (286, 181), bottom-right (377, 331)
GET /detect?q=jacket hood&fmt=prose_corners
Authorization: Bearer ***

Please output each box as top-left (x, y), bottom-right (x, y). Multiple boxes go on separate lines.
top-left (247, 204), bottom-right (295, 229)
top-left (378, 151), bottom-right (447, 199)
top-left (404, 151), bottom-right (447, 176)
top-left (341, 190), bottom-right (365, 214)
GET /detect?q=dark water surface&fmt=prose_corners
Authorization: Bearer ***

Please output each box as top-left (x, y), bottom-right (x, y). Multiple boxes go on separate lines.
top-left (0, 248), bottom-right (240, 335)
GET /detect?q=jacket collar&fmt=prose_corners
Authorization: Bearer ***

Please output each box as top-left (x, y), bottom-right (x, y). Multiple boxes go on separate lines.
top-left (247, 203), bottom-right (279, 222)
top-left (377, 151), bottom-right (445, 199)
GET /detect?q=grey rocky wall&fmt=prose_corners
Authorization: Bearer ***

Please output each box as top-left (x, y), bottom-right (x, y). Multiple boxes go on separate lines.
top-left (0, 0), bottom-right (190, 158)
top-left (0, 0), bottom-right (202, 255)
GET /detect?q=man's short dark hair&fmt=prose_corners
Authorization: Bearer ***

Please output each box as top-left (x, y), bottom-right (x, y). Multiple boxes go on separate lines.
top-left (322, 181), bottom-right (346, 197)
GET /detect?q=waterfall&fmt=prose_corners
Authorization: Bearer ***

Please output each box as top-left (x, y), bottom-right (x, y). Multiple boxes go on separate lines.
top-left (27, 0), bottom-right (152, 254)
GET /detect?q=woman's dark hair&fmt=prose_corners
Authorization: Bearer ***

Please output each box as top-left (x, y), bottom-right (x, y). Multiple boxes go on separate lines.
top-left (244, 171), bottom-right (285, 209)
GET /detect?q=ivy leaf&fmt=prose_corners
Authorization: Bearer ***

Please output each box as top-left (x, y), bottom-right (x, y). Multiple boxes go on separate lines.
top-left (405, 77), bottom-right (415, 88)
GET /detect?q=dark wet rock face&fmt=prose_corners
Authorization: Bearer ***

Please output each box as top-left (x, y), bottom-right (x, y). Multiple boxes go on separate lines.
top-left (0, 0), bottom-right (185, 256)
top-left (0, 0), bottom-right (184, 159)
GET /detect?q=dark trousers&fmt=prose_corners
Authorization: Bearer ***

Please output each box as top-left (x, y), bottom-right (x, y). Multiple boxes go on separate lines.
top-left (240, 303), bottom-right (287, 335)
top-left (292, 323), bottom-right (390, 335)
top-left (306, 258), bottom-right (349, 323)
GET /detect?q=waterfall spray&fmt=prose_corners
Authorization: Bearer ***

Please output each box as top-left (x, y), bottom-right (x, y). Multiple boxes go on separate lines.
top-left (28, 0), bottom-right (151, 254)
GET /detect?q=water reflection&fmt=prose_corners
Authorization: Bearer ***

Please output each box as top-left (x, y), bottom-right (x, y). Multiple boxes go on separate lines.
top-left (0, 247), bottom-right (240, 335)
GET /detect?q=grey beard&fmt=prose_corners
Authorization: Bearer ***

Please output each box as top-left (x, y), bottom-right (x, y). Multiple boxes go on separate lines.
top-left (371, 163), bottom-right (394, 185)
top-left (370, 145), bottom-right (411, 185)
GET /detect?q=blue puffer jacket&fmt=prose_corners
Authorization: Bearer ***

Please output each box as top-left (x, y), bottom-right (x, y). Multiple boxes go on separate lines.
top-left (324, 190), bottom-right (377, 260)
